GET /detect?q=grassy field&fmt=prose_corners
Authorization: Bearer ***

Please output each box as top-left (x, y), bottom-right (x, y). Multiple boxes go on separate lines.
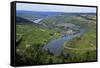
top-left (62, 16), bottom-right (97, 62)
top-left (15, 15), bottom-right (97, 65)
top-left (16, 24), bottom-right (65, 65)
top-left (16, 24), bottom-right (62, 46)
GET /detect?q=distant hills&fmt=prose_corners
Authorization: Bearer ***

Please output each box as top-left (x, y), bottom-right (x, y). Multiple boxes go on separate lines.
top-left (16, 10), bottom-right (96, 24)
top-left (16, 10), bottom-right (96, 17)
top-left (16, 10), bottom-right (65, 17)
top-left (16, 16), bottom-right (33, 24)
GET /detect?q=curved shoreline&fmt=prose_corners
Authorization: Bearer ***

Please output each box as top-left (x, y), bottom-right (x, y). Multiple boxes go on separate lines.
top-left (43, 29), bottom-right (85, 56)
top-left (64, 45), bottom-right (96, 51)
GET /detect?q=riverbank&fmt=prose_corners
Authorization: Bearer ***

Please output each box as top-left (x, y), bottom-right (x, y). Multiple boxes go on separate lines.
top-left (43, 29), bottom-right (85, 56)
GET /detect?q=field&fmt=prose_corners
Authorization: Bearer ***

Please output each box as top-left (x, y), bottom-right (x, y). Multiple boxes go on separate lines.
top-left (16, 10), bottom-right (97, 65)
top-left (62, 15), bottom-right (97, 62)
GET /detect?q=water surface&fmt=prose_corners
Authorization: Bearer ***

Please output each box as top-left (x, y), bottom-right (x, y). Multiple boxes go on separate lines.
top-left (43, 29), bottom-right (85, 56)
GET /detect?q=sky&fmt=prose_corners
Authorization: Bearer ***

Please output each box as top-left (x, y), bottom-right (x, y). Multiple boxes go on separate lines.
top-left (16, 3), bottom-right (96, 13)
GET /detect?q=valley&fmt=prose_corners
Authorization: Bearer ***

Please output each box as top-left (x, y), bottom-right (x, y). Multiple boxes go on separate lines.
top-left (16, 11), bottom-right (97, 65)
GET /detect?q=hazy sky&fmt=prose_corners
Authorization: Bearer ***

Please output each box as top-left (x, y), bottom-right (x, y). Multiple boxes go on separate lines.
top-left (16, 3), bottom-right (96, 13)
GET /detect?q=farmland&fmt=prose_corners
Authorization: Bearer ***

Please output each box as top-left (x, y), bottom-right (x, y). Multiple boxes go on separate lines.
top-left (16, 11), bottom-right (97, 65)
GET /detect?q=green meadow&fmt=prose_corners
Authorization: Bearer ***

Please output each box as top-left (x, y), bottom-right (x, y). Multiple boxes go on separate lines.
top-left (16, 15), bottom-right (97, 65)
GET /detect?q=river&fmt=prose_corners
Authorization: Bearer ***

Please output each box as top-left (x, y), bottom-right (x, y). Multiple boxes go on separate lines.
top-left (33, 18), bottom-right (85, 56)
top-left (43, 29), bottom-right (85, 56)
top-left (33, 18), bottom-right (43, 23)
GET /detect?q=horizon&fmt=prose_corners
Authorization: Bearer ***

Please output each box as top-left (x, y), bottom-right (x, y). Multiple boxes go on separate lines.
top-left (16, 10), bottom-right (96, 13)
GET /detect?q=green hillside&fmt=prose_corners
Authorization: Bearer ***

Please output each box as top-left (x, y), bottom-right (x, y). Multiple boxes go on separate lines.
top-left (16, 14), bottom-right (97, 65)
